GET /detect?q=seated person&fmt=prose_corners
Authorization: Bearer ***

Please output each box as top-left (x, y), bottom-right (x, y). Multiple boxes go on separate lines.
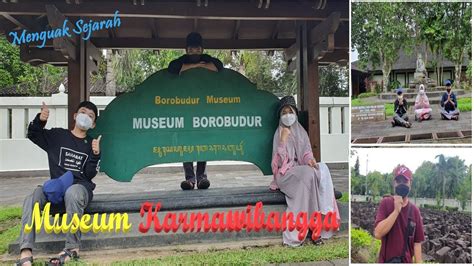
top-left (167, 32), bottom-right (224, 190)
top-left (167, 32), bottom-right (224, 75)
top-left (414, 84), bottom-right (432, 122)
top-left (440, 80), bottom-right (460, 120)
top-left (392, 88), bottom-right (411, 128)
top-left (17, 101), bottom-right (101, 266)
top-left (269, 96), bottom-right (340, 247)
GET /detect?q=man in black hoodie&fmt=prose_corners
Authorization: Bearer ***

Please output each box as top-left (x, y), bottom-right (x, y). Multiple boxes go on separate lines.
top-left (167, 32), bottom-right (224, 191)
top-left (17, 101), bottom-right (101, 265)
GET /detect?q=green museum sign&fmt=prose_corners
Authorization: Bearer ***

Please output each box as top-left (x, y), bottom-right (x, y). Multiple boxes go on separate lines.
top-left (89, 68), bottom-right (280, 182)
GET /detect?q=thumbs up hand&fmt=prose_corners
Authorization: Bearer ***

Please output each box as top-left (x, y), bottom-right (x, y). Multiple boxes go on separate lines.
top-left (40, 102), bottom-right (49, 122)
top-left (92, 135), bottom-right (101, 155)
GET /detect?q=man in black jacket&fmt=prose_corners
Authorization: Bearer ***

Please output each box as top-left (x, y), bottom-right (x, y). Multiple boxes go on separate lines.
top-left (167, 32), bottom-right (224, 190)
top-left (17, 101), bottom-right (101, 265)
top-left (392, 88), bottom-right (411, 128)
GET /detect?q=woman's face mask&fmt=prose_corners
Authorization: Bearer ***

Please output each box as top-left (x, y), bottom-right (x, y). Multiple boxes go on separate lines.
top-left (75, 113), bottom-right (93, 131)
top-left (281, 113), bottom-right (297, 127)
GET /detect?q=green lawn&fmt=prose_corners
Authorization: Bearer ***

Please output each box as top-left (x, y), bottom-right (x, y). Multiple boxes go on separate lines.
top-left (110, 238), bottom-right (348, 266)
top-left (0, 206), bottom-right (22, 254)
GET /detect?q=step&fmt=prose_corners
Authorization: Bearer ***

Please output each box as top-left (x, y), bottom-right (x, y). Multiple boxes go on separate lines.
top-left (9, 188), bottom-right (348, 254)
top-left (379, 90), bottom-right (465, 100)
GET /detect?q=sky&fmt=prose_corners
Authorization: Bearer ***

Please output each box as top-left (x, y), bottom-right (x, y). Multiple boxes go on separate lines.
top-left (350, 147), bottom-right (472, 175)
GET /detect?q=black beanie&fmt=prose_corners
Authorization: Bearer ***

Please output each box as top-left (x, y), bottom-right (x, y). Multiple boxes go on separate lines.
top-left (186, 32), bottom-right (203, 48)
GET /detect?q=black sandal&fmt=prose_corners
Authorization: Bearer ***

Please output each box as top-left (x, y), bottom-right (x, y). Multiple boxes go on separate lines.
top-left (15, 256), bottom-right (33, 266)
top-left (197, 178), bottom-right (210, 189)
top-left (312, 237), bottom-right (324, 246)
top-left (47, 249), bottom-right (79, 265)
top-left (180, 180), bottom-right (195, 190)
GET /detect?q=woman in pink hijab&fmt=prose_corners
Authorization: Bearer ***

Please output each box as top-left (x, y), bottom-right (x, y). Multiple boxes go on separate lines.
top-left (414, 84), bottom-right (432, 122)
top-left (270, 96), bottom-right (340, 247)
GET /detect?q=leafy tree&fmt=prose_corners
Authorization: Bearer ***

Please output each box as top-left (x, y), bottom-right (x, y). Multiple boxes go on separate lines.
top-left (354, 156), bottom-right (360, 177)
top-left (443, 2), bottom-right (471, 88)
top-left (319, 64), bottom-right (349, 97)
top-left (0, 36), bottom-right (66, 95)
top-left (352, 2), bottom-right (412, 92)
top-left (456, 165), bottom-right (471, 210)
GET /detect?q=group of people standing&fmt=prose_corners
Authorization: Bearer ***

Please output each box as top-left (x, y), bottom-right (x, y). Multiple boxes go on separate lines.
top-left (391, 80), bottom-right (460, 128)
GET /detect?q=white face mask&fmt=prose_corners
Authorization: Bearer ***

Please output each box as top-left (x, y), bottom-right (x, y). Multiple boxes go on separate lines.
top-left (281, 113), bottom-right (297, 127)
top-left (75, 113), bottom-right (93, 130)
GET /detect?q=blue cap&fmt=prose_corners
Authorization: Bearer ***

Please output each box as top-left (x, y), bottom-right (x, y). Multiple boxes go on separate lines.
top-left (444, 79), bottom-right (452, 86)
top-left (43, 171), bottom-right (74, 205)
top-left (396, 88), bottom-right (403, 95)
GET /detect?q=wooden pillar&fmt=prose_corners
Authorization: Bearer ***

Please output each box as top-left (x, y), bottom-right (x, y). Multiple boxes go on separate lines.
top-left (307, 58), bottom-right (321, 162)
top-left (296, 21), bottom-right (321, 161)
top-left (67, 39), bottom-right (90, 129)
top-left (296, 22), bottom-right (305, 112)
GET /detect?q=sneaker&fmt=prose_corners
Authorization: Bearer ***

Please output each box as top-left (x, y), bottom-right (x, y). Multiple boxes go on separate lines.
top-left (180, 180), bottom-right (195, 190)
top-left (391, 121), bottom-right (396, 127)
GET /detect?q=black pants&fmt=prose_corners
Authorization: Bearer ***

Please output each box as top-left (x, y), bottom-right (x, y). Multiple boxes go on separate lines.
top-left (183, 161), bottom-right (207, 182)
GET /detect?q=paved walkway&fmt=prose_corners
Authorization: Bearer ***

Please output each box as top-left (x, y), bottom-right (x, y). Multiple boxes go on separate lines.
top-left (0, 165), bottom-right (348, 206)
top-left (352, 110), bottom-right (471, 143)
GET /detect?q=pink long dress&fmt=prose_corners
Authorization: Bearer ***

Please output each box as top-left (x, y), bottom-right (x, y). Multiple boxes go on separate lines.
top-left (270, 121), bottom-right (340, 246)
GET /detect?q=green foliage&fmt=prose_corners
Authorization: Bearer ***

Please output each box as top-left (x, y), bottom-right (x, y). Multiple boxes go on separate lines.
top-left (423, 204), bottom-right (442, 210)
top-left (319, 64), bottom-right (349, 97)
top-left (388, 80), bottom-right (401, 92)
top-left (456, 165), bottom-right (472, 210)
top-left (351, 228), bottom-right (381, 263)
top-left (357, 92), bottom-right (377, 98)
top-left (0, 206), bottom-right (22, 254)
top-left (353, 155), bottom-right (471, 205)
top-left (354, 156), bottom-right (360, 177)
top-left (445, 206), bottom-right (459, 212)
top-left (0, 37), bottom-right (66, 96)
top-left (340, 192), bottom-right (349, 203)
top-left (457, 97), bottom-right (472, 112)
top-left (352, 2), bottom-right (412, 92)
top-left (351, 228), bottom-right (372, 248)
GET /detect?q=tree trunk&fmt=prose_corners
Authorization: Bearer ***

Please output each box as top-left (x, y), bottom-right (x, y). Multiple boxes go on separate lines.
top-left (105, 49), bottom-right (116, 96)
top-left (382, 62), bottom-right (391, 92)
top-left (454, 48), bottom-right (464, 89)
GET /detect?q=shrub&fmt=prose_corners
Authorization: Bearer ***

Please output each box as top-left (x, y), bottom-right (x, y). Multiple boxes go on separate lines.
top-left (445, 206), bottom-right (459, 212)
top-left (358, 92), bottom-right (378, 98)
top-left (351, 228), bottom-right (381, 263)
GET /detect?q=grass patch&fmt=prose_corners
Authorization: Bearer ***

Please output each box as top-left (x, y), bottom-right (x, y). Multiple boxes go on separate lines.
top-left (458, 97), bottom-right (472, 112)
top-left (339, 192), bottom-right (349, 203)
top-left (0, 206), bottom-right (22, 254)
top-left (385, 103), bottom-right (394, 117)
top-left (351, 227), bottom-right (380, 263)
top-left (0, 206), bottom-right (21, 223)
top-left (351, 98), bottom-right (375, 106)
top-left (357, 92), bottom-right (378, 98)
top-left (110, 238), bottom-right (348, 265)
